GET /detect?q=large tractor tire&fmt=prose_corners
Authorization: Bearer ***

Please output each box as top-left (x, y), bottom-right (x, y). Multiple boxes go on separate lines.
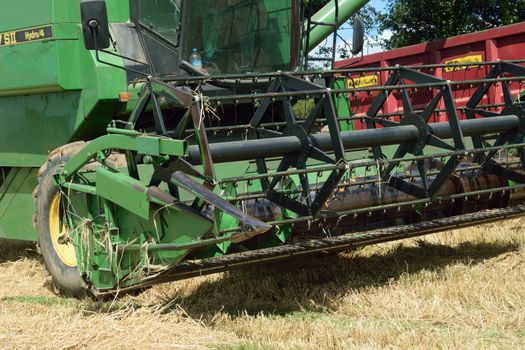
top-left (33, 142), bottom-right (126, 298)
top-left (33, 142), bottom-right (88, 298)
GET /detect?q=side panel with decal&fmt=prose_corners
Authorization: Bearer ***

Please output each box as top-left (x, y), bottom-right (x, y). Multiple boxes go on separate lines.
top-left (0, 25), bottom-right (53, 47)
top-left (347, 74), bottom-right (379, 89)
top-left (444, 54), bottom-right (483, 72)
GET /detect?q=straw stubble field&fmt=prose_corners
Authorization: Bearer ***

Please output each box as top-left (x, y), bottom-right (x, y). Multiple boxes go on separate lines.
top-left (1, 218), bottom-right (525, 349)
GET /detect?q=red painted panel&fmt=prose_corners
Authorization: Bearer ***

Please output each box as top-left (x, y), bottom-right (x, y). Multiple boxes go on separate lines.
top-left (336, 22), bottom-right (525, 130)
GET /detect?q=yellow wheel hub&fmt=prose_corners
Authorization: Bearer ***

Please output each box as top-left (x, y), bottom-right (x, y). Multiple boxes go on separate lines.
top-left (49, 194), bottom-right (77, 268)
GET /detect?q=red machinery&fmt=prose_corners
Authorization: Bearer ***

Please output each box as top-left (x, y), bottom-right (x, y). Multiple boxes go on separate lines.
top-left (336, 22), bottom-right (525, 129)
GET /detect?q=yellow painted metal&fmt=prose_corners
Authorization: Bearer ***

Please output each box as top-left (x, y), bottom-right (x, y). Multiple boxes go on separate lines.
top-left (49, 194), bottom-right (77, 268)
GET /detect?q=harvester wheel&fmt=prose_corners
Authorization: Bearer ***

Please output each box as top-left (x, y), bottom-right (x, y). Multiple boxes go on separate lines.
top-left (33, 142), bottom-right (127, 298)
top-left (33, 142), bottom-right (87, 297)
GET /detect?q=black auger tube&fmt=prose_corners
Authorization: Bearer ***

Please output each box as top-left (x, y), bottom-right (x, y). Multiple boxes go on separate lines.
top-left (186, 115), bottom-right (520, 165)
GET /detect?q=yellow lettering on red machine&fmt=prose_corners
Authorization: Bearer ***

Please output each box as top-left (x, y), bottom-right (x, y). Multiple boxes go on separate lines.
top-left (444, 54), bottom-right (483, 72)
top-left (0, 25), bottom-right (53, 47)
top-left (347, 75), bottom-right (379, 89)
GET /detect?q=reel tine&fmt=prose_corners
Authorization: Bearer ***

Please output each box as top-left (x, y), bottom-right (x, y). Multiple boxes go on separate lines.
top-left (383, 146), bottom-right (408, 180)
top-left (309, 147), bottom-right (336, 164)
top-left (421, 90), bottom-right (443, 123)
top-left (417, 157), bottom-right (428, 190)
top-left (427, 135), bottom-right (456, 151)
top-left (502, 82), bottom-right (514, 106)
top-left (472, 109), bottom-right (501, 118)
top-left (373, 118), bottom-right (399, 128)
top-left (400, 81), bottom-right (414, 114)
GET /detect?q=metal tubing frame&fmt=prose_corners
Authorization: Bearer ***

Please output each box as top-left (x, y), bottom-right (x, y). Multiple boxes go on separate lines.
top-left (59, 59), bottom-right (525, 252)
top-left (61, 60), bottom-right (525, 219)
top-left (155, 59), bottom-right (525, 84)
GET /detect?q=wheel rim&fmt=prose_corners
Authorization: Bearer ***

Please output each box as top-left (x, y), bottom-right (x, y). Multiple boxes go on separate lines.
top-left (49, 194), bottom-right (77, 268)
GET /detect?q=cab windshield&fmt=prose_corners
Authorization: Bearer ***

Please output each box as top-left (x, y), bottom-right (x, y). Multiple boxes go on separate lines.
top-left (181, 0), bottom-right (298, 75)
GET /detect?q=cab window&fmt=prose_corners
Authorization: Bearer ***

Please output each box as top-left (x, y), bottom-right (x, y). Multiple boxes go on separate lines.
top-left (181, 0), bottom-right (296, 75)
top-left (138, 0), bottom-right (181, 46)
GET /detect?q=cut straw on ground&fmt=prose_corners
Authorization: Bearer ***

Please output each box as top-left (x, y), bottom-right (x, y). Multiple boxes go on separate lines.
top-left (1, 219), bottom-right (525, 349)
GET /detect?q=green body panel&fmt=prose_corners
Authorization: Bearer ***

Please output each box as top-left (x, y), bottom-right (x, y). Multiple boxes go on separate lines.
top-left (0, 29), bottom-right (78, 95)
top-left (0, 92), bottom-right (81, 167)
top-left (0, 0), bottom-right (130, 160)
top-left (96, 168), bottom-right (150, 220)
top-left (0, 168), bottom-right (37, 241)
top-left (0, 0), bottom-right (131, 240)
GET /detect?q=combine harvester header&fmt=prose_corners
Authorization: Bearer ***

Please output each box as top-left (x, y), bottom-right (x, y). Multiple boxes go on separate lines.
top-left (0, 0), bottom-right (525, 299)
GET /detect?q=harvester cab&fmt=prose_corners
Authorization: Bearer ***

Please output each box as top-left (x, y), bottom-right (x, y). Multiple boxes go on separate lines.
top-left (94, 0), bottom-right (299, 76)
top-left (80, 0), bottom-right (364, 78)
top-left (3, 0), bottom-right (525, 299)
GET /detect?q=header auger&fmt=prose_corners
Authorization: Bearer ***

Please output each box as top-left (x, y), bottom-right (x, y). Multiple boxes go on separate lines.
top-left (2, 0), bottom-right (525, 298)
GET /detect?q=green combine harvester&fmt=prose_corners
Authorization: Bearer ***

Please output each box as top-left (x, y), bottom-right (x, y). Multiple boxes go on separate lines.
top-left (2, 0), bottom-right (525, 298)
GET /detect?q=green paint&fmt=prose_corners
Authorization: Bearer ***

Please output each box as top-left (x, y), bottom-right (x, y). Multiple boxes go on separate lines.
top-left (0, 0), bottom-right (130, 240)
top-left (335, 77), bottom-right (355, 132)
top-left (66, 167), bottom-right (214, 290)
top-left (0, 168), bottom-right (38, 241)
top-left (307, 0), bottom-right (370, 52)
top-left (0, 0), bottom-right (128, 167)
top-left (95, 168), bottom-right (150, 220)
top-left (61, 134), bottom-right (187, 179)
top-left (0, 92), bottom-right (81, 167)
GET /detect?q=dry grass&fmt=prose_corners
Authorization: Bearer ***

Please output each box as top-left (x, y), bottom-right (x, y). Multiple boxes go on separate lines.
top-left (1, 219), bottom-right (525, 349)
